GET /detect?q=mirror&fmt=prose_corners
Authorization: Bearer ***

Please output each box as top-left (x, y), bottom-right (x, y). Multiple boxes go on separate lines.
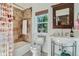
top-left (52, 3), bottom-right (74, 28)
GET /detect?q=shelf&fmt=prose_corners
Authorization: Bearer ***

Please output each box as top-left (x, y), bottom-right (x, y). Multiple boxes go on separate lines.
top-left (37, 22), bottom-right (48, 24)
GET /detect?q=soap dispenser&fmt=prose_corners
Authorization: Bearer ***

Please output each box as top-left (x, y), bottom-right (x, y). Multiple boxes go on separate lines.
top-left (70, 27), bottom-right (74, 37)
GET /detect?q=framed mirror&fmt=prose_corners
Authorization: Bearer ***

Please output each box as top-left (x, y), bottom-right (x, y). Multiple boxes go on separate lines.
top-left (52, 3), bottom-right (74, 28)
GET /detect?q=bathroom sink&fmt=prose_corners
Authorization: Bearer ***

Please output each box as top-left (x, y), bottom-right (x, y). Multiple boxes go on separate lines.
top-left (51, 36), bottom-right (79, 56)
top-left (51, 36), bottom-right (79, 46)
top-left (52, 36), bottom-right (79, 41)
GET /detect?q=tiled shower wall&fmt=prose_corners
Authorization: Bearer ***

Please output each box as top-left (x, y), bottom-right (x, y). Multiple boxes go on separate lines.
top-left (23, 8), bottom-right (32, 42)
top-left (0, 3), bottom-right (13, 56)
top-left (13, 7), bottom-right (23, 42)
top-left (13, 7), bottom-right (32, 42)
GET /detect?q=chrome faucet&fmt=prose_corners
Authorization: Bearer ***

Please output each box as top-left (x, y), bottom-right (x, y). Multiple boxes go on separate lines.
top-left (51, 30), bottom-right (69, 37)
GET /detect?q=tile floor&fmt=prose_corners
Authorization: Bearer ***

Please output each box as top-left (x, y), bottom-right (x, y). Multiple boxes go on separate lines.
top-left (23, 50), bottom-right (48, 56)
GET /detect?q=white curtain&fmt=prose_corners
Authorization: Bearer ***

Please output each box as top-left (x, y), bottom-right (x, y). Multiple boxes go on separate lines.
top-left (0, 3), bottom-right (13, 56)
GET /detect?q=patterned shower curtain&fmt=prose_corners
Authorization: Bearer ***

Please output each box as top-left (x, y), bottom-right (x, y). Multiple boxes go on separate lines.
top-left (0, 3), bottom-right (13, 56)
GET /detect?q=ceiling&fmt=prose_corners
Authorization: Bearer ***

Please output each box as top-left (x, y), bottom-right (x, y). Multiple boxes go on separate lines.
top-left (14, 3), bottom-right (57, 10)
top-left (15, 3), bottom-right (33, 9)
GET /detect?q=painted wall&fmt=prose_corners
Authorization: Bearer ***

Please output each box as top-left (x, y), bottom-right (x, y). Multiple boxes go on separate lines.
top-left (32, 3), bottom-right (79, 56)
top-left (32, 3), bottom-right (57, 55)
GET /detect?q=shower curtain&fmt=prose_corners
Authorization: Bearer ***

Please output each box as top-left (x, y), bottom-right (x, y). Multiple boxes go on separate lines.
top-left (0, 3), bottom-right (13, 56)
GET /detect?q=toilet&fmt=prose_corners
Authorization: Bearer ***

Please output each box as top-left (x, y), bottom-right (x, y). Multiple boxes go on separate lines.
top-left (30, 44), bottom-right (41, 56)
top-left (31, 35), bottom-right (45, 56)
